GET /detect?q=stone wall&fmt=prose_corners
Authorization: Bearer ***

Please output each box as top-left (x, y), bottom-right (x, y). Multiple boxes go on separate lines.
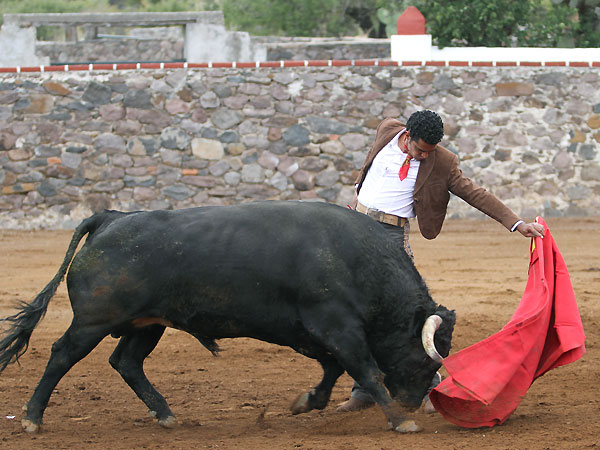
top-left (257, 37), bottom-right (391, 61)
top-left (37, 38), bottom-right (184, 65)
top-left (0, 65), bottom-right (599, 229)
top-left (34, 36), bottom-right (388, 65)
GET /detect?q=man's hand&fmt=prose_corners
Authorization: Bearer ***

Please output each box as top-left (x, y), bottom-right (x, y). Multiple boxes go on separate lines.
top-left (517, 222), bottom-right (545, 238)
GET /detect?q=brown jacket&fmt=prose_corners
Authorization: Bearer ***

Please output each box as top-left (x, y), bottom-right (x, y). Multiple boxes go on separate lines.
top-left (355, 118), bottom-right (520, 240)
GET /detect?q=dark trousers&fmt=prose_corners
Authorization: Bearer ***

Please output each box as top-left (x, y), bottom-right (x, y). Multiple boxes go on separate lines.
top-left (380, 220), bottom-right (413, 261)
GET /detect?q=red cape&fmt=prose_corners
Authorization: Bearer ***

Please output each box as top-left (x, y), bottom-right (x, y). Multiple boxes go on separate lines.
top-left (429, 217), bottom-right (586, 428)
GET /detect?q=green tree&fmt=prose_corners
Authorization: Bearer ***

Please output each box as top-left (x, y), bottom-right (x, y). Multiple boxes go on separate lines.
top-left (423, 0), bottom-right (579, 47)
top-left (221, 0), bottom-right (383, 37)
top-left (552, 0), bottom-right (600, 46)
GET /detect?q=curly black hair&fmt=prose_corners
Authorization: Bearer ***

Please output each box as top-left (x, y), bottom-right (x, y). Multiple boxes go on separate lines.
top-left (406, 110), bottom-right (444, 145)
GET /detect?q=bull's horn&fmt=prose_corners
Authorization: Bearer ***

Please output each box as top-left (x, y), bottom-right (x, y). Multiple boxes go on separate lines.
top-left (421, 315), bottom-right (443, 363)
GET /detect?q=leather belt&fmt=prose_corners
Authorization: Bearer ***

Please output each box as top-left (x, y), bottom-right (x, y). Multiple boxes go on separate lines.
top-left (356, 202), bottom-right (407, 227)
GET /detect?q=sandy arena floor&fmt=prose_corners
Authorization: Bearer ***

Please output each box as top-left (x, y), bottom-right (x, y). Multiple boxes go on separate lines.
top-left (0, 216), bottom-right (598, 449)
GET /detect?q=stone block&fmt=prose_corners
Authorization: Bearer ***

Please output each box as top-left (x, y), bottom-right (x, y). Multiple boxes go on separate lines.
top-left (192, 138), bottom-right (225, 160)
top-left (208, 160), bottom-right (230, 177)
top-left (464, 87), bottom-right (494, 103)
top-left (496, 82), bottom-right (534, 96)
top-left (581, 163), bottom-right (600, 181)
top-left (100, 104), bottom-right (125, 121)
top-left (587, 114), bottom-right (600, 130)
top-left (162, 184), bottom-right (193, 200)
top-left (211, 109), bottom-right (242, 129)
top-left (181, 175), bottom-right (217, 188)
top-left (2, 183), bottom-right (35, 194)
top-left (277, 157), bottom-right (299, 177)
top-left (165, 98), bottom-right (190, 115)
top-left (83, 82), bottom-right (113, 105)
top-left (8, 149), bottom-right (31, 161)
top-left (160, 127), bottom-right (191, 150)
top-left (315, 169), bottom-right (340, 187)
top-left (569, 130), bottom-right (586, 143)
top-left (292, 170), bottom-right (314, 191)
top-left (283, 125), bottom-right (310, 147)
top-left (15, 95), bottom-right (54, 114)
top-left (258, 151), bottom-right (279, 170)
top-left (241, 164), bottom-right (264, 183)
top-left (340, 133), bottom-right (367, 152)
top-left (268, 128), bottom-right (282, 142)
top-left (300, 157), bottom-right (328, 172)
top-left (43, 81), bottom-right (71, 96)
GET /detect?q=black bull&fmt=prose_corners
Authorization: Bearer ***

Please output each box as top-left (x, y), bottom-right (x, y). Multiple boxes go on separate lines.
top-left (0, 201), bottom-right (455, 433)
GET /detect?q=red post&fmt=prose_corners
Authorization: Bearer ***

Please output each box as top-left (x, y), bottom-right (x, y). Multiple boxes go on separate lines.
top-left (396, 6), bottom-right (426, 35)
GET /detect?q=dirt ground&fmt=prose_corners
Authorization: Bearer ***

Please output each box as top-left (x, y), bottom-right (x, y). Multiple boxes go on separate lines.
top-left (0, 216), bottom-right (598, 450)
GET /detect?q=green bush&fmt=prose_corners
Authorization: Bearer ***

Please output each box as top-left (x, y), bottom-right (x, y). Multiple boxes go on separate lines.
top-left (423, 0), bottom-right (578, 47)
top-left (554, 0), bottom-right (600, 47)
top-left (221, 0), bottom-right (364, 37)
top-left (422, 0), bottom-right (600, 48)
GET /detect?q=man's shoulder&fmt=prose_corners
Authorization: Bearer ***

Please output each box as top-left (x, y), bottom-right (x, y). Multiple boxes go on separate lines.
top-left (375, 118), bottom-right (405, 143)
top-left (434, 144), bottom-right (458, 164)
top-left (378, 118), bottom-right (405, 131)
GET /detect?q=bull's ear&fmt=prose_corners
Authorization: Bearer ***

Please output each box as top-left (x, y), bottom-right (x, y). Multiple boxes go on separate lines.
top-left (411, 305), bottom-right (428, 337)
top-left (435, 306), bottom-right (456, 329)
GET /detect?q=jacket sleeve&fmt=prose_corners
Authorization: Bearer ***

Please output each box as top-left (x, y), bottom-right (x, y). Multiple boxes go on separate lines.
top-left (447, 156), bottom-right (521, 230)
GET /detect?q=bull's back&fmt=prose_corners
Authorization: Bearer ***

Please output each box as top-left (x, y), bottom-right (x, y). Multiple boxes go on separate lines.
top-left (66, 202), bottom-right (407, 341)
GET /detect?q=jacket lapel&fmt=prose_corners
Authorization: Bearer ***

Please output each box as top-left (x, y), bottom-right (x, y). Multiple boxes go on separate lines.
top-left (414, 150), bottom-right (436, 195)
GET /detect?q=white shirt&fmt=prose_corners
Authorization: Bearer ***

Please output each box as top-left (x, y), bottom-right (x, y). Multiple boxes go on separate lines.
top-left (357, 129), bottom-right (419, 218)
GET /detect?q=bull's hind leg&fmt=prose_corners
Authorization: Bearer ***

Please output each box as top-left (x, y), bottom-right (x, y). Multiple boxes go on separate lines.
top-left (108, 325), bottom-right (175, 427)
top-left (23, 323), bottom-right (109, 433)
top-left (291, 357), bottom-right (344, 414)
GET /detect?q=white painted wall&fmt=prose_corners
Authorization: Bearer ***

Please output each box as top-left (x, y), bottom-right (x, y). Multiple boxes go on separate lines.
top-left (184, 23), bottom-right (266, 63)
top-left (391, 34), bottom-right (600, 62)
top-left (0, 23), bottom-right (49, 67)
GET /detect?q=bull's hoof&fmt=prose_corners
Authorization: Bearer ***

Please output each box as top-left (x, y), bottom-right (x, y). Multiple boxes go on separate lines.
top-left (158, 415), bottom-right (177, 428)
top-left (22, 419), bottom-right (40, 433)
top-left (290, 392), bottom-right (311, 415)
top-left (336, 397), bottom-right (375, 412)
top-left (422, 397), bottom-right (437, 414)
top-left (394, 420), bottom-right (422, 433)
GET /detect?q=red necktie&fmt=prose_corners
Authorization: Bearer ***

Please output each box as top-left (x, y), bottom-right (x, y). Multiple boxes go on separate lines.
top-left (399, 154), bottom-right (411, 181)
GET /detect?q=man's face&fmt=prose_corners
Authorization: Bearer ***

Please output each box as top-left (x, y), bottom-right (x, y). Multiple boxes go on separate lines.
top-left (406, 133), bottom-right (437, 161)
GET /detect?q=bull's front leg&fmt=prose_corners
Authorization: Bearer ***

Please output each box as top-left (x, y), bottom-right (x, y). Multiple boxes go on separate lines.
top-left (349, 366), bottom-right (422, 433)
top-left (296, 311), bottom-right (421, 432)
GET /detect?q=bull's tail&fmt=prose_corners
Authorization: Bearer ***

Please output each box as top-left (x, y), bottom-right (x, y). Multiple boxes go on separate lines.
top-left (0, 215), bottom-right (102, 373)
